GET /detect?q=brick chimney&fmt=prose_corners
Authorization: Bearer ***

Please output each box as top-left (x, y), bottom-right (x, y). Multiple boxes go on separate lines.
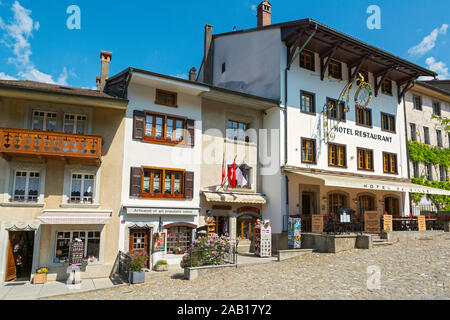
top-left (99, 50), bottom-right (112, 91)
top-left (257, 1), bottom-right (271, 27)
top-left (189, 67), bottom-right (197, 81)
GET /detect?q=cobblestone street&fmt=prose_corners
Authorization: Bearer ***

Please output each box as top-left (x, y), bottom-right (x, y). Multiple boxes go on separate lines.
top-left (44, 234), bottom-right (450, 300)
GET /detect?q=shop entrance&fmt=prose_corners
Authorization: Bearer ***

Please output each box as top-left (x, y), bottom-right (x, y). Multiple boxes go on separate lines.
top-left (236, 215), bottom-right (257, 240)
top-left (129, 229), bottom-right (151, 269)
top-left (302, 192), bottom-right (315, 215)
top-left (5, 231), bottom-right (35, 282)
top-left (385, 197), bottom-right (400, 216)
top-left (215, 216), bottom-right (229, 236)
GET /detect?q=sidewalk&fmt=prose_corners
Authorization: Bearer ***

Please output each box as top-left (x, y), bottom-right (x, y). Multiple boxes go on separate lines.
top-left (0, 278), bottom-right (125, 300)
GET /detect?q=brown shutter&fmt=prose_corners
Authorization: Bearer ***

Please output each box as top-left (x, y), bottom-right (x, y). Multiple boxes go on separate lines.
top-left (130, 167), bottom-right (143, 197)
top-left (186, 119), bottom-right (195, 147)
top-left (133, 110), bottom-right (146, 140)
top-left (184, 171), bottom-right (194, 199)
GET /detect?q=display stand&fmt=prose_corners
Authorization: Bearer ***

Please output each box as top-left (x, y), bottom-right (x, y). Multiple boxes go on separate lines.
top-left (206, 217), bottom-right (216, 236)
top-left (68, 240), bottom-right (84, 285)
top-left (254, 219), bottom-right (271, 257)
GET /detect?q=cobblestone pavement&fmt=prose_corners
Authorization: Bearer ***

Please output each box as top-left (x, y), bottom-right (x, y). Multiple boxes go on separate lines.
top-left (44, 235), bottom-right (450, 300)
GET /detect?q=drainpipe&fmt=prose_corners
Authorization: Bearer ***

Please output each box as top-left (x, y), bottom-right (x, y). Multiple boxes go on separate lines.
top-left (402, 82), bottom-right (414, 216)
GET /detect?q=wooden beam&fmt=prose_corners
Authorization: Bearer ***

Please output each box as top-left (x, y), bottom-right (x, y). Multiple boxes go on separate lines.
top-left (397, 80), bottom-right (415, 104)
top-left (320, 43), bottom-right (340, 81)
top-left (348, 55), bottom-right (368, 83)
top-left (374, 66), bottom-right (396, 96)
top-left (287, 29), bottom-right (306, 67)
top-left (0, 152), bottom-right (11, 161)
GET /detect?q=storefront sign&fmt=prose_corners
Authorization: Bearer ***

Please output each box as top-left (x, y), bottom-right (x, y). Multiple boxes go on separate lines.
top-left (311, 215), bottom-right (323, 233)
top-left (153, 232), bottom-right (166, 252)
top-left (364, 211), bottom-right (380, 233)
top-left (336, 126), bottom-right (393, 143)
top-left (417, 216), bottom-right (426, 231)
top-left (127, 207), bottom-right (199, 216)
top-left (383, 215), bottom-right (393, 232)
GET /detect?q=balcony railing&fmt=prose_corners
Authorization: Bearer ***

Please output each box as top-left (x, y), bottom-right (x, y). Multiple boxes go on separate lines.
top-left (0, 128), bottom-right (102, 165)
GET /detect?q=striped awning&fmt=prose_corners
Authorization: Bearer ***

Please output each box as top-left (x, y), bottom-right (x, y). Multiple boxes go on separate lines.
top-left (203, 191), bottom-right (267, 204)
top-left (38, 209), bottom-right (112, 225)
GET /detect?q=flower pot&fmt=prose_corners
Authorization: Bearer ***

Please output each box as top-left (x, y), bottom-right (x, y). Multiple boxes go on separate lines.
top-left (154, 264), bottom-right (169, 272)
top-left (33, 273), bottom-right (47, 284)
top-left (128, 270), bottom-right (145, 284)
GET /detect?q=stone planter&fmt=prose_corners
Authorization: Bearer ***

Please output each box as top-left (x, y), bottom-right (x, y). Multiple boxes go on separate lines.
top-left (33, 273), bottom-right (47, 284)
top-left (128, 270), bottom-right (145, 284)
top-left (154, 264), bottom-right (169, 272)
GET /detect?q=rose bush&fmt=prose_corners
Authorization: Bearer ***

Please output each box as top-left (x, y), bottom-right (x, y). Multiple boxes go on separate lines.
top-left (180, 233), bottom-right (232, 268)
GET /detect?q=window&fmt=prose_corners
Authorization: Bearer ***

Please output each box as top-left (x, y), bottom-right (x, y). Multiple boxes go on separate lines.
top-left (328, 143), bottom-right (346, 167)
top-left (358, 195), bottom-right (375, 214)
top-left (155, 89), bottom-right (177, 107)
top-left (300, 50), bottom-right (315, 71)
top-left (70, 174), bottom-right (94, 203)
top-left (413, 95), bottom-right (422, 110)
top-left (142, 168), bottom-right (184, 198)
top-left (381, 113), bottom-right (395, 132)
top-left (383, 152), bottom-right (398, 174)
top-left (413, 162), bottom-right (419, 179)
top-left (227, 164), bottom-right (251, 188)
top-left (55, 231), bottom-right (101, 263)
top-left (227, 120), bottom-right (249, 142)
top-left (328, 59), bottom-right (342, 79)
top-left (63, 114), bottom-right (87, 134)
top-left (12, 171), bottom-right (40, 202)
top-left (300, 91), bottom-right (315, 114)
top-left (410, 123), bottom-right (417, 141)
top-left (432, 102), bottom-right (441, 116)
top-left (327, 98), bottom-right (346, 121)
top-left (439, 165), bottom-right (447, 182)
top-left (166, 226), bottom-right (192, 253)
top-left (357, 148), bottom-right (374, 171)
top-left (423, 127), bottom-right (430, 145)
top-left (32, 111), bottom-right (57, 131)
top-left (144, 113), bottom-right (185, 143)
top-left (381, 80), bottom-right (392, 95)
top-left (301, 138), bottom-right (316, 164)
top-left (437, 130), bottom-right (443, 147)
top-left (222, 63), bottom-right (226, 73)
top-left (356, 108), bottom-right (372, 126)
top-left (329, 193), bottom-right (347, 215)
top-left (426, 164), bottom-right (433, 180)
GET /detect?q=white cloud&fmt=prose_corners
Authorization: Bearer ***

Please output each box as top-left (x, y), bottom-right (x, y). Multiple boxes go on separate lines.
top-left (424, 57), bottom-right (449, 80)
top-left (0, 1), bottom-right (69, 85)
top-left (251, 4), bottom-right (257, 12)
top-left (408, 24), bottom-right (448, 57)
top-left (0, 72), bottom-right (17, 80)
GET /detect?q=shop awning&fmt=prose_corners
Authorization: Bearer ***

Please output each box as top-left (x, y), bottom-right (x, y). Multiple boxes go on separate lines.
top-left (38, 209), bottom-right (112, 225)
top-left (202, 191), bottom-right (267, 204)
top-left (284, 169), bottom-right (450, 196)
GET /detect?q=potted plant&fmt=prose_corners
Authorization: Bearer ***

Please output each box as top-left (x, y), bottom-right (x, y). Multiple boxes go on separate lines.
top-left (34, 267), bottom-right (48, 284)
top-left (154, 260), bottom-right (169, 272)
top-left (126, 250), bottom-right (148, 284)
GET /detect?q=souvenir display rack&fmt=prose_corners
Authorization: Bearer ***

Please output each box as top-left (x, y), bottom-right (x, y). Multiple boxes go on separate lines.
top-left (69, 240), bottom-right (84, 266)
top-left (254, 219), bottom-right (271, 257)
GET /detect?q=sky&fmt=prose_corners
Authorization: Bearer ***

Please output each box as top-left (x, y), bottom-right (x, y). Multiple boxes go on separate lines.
top-left (0, 0), bottom-right (448, 90)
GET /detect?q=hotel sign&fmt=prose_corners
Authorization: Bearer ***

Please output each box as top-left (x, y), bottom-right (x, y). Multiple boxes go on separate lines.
top-left (126, 207), bottom-right (199, 216)
top-left (336, 126), bottom-right (393, 143)
top-left (417, 216), bottom-right (426, 231)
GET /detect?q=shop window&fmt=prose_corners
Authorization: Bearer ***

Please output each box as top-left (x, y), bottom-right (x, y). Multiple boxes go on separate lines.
top-left (144, 113), bottom-right (185, 143)
top-left (436, 130), bottom-right (443, 147)
top-left (328, 143), bottom-right (346, 167)
top-left (155, 89), bottom-right (177, 107)
top-left (300, 91), bottom-right (315, 114)
top-left (328, 59), bottom-right (342, 79)
top-left (32, 111), bottom-right (57, 131)
top-left (12, 171), bottom-right (40, 202)
top-left (300, 50), bottom-right (315, 71)
top-left (69, 173), bottom-right (94, 203)
top-left (423, 127), bottom-right (430, 145)
top-left (55, 231), bottom-right (100, 263)
top-left (410, 123), bottom-right (417, 141)
top-left (227, 120), bottom-right (249, 142)
top-left (381, 113), bottom-right (395, 132)
top-left (142, 167), bottom-right (185, 198)
top-left (381, 80), bottom-right (392, 95)
top-left (433, 102), bottom-right (441, 116)
top-left (383, 152), bottom-right (398, 174)
top-left (413, 95), bottom-right (422, 110)
top-left (166, 226), bottom-right (192, 253)
top-left (356, 107), bottom-right (372, 126)
top-left (301, 138), bottom-right (316, 164)
top-left (328, 193), bottom-right (347, 215)
top-left (327, 98), bottom-right (346, 121)
top-left (357, 148), bottom-right (374, 171)
top-left (63, 114), bottom-right (87, 134)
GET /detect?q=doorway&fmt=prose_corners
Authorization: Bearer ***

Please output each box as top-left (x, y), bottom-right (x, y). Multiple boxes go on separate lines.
top-left (236, 215), bottom-right (257, 240)
top-left (302, 192), bottom-right (315, 215)
top-left (129, 229), bottom-right (151, 269)
top-left (385, 197), bottom-right (400, 216)
top-left (6, 231), bottom-right (35, 282)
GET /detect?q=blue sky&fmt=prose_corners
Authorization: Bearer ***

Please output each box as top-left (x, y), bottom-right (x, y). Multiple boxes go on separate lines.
top-left (0, 0), bottom-right (448, 89)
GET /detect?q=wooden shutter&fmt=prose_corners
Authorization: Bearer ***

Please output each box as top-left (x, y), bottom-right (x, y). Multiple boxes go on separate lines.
top-left (130, 167), bottom-right (143, 197)
top-left (6, 238), bottom-right (16, 281)
top-left (133, 110), bottom-right (146, 140)
top-left (186, 119), bottom-right (195, 147)
top-left (184, 171), bottom-right (194, 199)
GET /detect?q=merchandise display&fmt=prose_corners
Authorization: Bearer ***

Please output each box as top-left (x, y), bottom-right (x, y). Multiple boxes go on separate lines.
top-left (254, 219), bottom-right (271, 257)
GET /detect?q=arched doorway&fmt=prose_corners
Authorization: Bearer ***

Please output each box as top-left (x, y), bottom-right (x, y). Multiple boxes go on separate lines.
top-left (236, 207), bottom-right (260, 241)
top-left (384, 196), bottom-right (400, 216)
top-left (328, 192), bottom-right (348, 215)
top-left (358, 194), bottom-right (376, 214)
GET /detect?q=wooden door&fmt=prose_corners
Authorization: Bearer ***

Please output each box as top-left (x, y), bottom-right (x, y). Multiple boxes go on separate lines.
top-left (129, 229), bottom-right (150, 268)
top-left (302, 193), bottom-right (313, 215)
top-left (5, 233), bottom-right (17, 281)
top-left (385, 197), bottom-right (400, 216)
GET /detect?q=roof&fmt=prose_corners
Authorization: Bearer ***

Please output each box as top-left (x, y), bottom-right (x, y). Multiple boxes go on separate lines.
top-left (0, 80), bottom-right (126, 101)
top-left (420, 80), bottom-right (450, 94)
top-left (212, 18), bottom-right (436, 81)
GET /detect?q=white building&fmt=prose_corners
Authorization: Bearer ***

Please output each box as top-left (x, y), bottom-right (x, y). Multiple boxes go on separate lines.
top-left (197, 1), bottom-right (448, 249)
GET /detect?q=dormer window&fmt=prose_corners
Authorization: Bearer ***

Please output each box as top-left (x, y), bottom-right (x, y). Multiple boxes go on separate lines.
top-left (300, 50), bottom-right (315, 71)
top-left (328, 60), bottom-right (342, 79)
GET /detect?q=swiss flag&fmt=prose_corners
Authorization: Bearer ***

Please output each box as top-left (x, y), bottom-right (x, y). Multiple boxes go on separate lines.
top-left (228, 160), bottom-right (236, 188)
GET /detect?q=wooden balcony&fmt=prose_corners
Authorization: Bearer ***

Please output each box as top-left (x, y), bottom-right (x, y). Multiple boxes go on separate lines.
top-left (0, 128), bottom-right (103, 166)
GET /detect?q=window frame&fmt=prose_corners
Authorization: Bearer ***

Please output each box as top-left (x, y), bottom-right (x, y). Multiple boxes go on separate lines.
top-left (141, 166), bottom-right (185, 199)
top-left (166, 226), bottom-right (193, 253)
top-left (63, 113), bottom-right (88, 134)
top-left (423, 126), bottom-right (430, 145)
top-left (355, 107), bottom-right (372, 127)
top-left (301, 138), bottom-right (317, 164)
top-left (143, 111), bottom-right (186, 145)
top-left (328, 59), bottom-right (342, 80)
top-left (226, 119), bottom-right (250, 142)
top-left (432, 101), bottom-right (441, 116)
top-left (436, 129), bottom-right (443, 148)
top-left (381, 112), bottom-right (396, 133)
top-left (328, 143), bottom-right (347, 168)
top-left (12, 170), bottom-right (40, 202)
top-left (327, 98), bottom-right (346, 121)
top-left (300, 90), bottom-right (316, 114)
top-left (69, 173), bottom-right (95, 204)
top-left (31, 110), bottom-right (57, 131)
top-left (226, 164), bottom-right (252, 189)
top-left (155, 89), bottom-right (178, 108)
top-left (383, 152), bottom-right (398, 175)
top-left (54, 230), bottom-right (101, 264)
top-left (381, 79), bottom-right (393, 95)
top-left (439, 165), bottom-right (447, 182)
top-left (357, 148), bottom-right (374, 172)
top-left (413, 95), bottom-right (422, 111)
top-left (299, 50), bottom-right (315, 71)
top-left (426, 163), bottom-right (433, 181)
top-left (409, 123), bottom-right (417, 141)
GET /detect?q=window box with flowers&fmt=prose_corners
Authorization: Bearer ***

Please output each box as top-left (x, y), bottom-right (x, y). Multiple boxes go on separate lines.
top-left (33, 267), bottom-right (48, 284)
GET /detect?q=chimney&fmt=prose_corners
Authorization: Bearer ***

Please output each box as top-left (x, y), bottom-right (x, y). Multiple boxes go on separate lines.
top-left (99, 50), bottom-right (112, 91)
top-left (96, 76), bottom-right (101, 90)
top-left (257, 1), bottom-right (272, 27)
top-left (204, 24), bottom-right (213, 61)
top-left (189, 67), bottom-right (197, 81)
